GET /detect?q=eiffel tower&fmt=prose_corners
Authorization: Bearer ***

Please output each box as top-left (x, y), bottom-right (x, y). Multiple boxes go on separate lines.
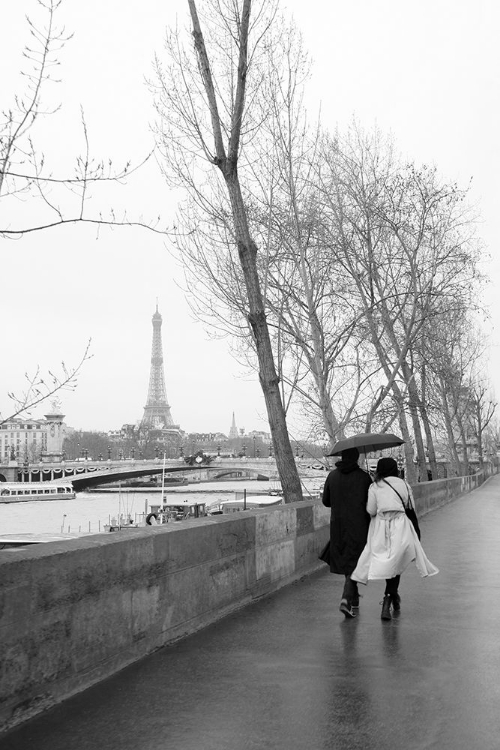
top-left (141, 305), bottom-right (180, 432)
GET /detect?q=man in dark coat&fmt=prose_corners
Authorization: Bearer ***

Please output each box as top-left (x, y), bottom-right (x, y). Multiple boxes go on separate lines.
top-left (322, 447), bottom-right (372, 618)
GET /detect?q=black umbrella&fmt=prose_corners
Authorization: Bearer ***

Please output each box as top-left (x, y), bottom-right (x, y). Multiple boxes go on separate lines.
top-left (328, 432), bottom-right (404, 456)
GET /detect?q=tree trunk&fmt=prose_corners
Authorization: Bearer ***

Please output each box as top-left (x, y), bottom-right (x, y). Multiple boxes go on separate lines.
top-left (225, 170), bottom-right (303, 503)
top-left (401, 362), bottom-right (428, 481)
top-left (476, 399), bottom-right (484, 467)
top-left (440, 384), bottom-right (462, 475)
top-left (398, 413), bottom-right (417, 484)
top-left (419, 363), bottom-right (439, 479)
top-left (185, 0), bottom-right (303, 503)
top-left (392, 393), bottom-right (417, 484)
top-left (458, 421), bottom-right (470, 476)
top-left (419, 402), bottom-right (439, 479)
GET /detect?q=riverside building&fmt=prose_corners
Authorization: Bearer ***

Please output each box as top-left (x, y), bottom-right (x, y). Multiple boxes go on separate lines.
top-left (0, 404), bottom-right (68, 463)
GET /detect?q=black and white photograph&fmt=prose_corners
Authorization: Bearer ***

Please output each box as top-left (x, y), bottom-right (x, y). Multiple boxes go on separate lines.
top-left (1, 2), bottom-right (499, 748)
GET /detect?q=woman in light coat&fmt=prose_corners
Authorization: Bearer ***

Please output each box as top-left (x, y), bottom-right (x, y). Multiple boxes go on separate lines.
top-left (351, 457), bottom-right (438, 620)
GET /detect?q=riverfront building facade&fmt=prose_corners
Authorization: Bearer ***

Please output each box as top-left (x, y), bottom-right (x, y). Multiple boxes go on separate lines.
top-left (0, 405), bottom-right (67, 463)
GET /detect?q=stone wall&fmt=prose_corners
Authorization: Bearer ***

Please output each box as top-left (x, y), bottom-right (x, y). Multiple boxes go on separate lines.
top-left (0, 500), bottom-right (330, 733)
top-left (411, 470), bottom-right (490, 514)
top-left (0, 469), bottom-right (492, 733)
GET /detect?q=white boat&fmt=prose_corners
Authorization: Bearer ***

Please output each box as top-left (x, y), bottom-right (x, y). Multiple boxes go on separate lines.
top-left (213, 494), bottom-right (284, 513)
top-left (144, 496), bottom-right (208, 524)
top-left (141, 454), bottom-right (209, 525)
top-left (0, 482), bottom-right (75, 503)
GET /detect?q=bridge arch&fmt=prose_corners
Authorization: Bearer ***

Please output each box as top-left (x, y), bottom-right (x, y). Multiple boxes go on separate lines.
top-left (213, 470), bottom-right (269, 481)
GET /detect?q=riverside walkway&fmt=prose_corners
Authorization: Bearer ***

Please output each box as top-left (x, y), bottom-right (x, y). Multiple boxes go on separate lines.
top-left (1, 475), bottom-right (500, 750)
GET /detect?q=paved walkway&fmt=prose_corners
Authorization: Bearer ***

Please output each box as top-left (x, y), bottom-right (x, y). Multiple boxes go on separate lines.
top-left (2, 476), bottom-right (500, 750)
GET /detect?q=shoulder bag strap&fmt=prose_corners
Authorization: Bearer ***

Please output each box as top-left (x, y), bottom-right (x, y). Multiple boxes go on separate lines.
top-left (381, 477), bottom-right (408, 510)
top-left (403, 481), bottom-right (415, 510)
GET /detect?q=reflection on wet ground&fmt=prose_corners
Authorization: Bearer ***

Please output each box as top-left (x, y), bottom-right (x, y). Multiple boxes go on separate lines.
top-left (2, 476), bottom-right (500, 749)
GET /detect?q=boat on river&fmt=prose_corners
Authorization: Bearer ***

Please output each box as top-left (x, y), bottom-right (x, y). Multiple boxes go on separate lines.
top-left (140, 454), bottom-right (208, 525)
top-left (0, 482), bottom-right (75, 503)
top-left (210, 494), bottom-right (284, 513)
top-left (144, 497), bottom-right (208, 525)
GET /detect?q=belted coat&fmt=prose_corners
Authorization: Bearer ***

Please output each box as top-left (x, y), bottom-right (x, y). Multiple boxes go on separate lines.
top-left (322, 461), bottom-right (372, 575)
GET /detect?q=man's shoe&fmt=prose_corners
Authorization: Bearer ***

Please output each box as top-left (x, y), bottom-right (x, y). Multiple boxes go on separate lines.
top-left (351, 593), bottom-right (361, 613)
top-left (381, 595), bottom-right (392, 620)
top-left (339, 598), bottom-right (357, 618)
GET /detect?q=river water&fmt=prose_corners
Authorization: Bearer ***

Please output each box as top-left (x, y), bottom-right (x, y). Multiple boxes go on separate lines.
top-left (0, 477), bottom-right (326, 535)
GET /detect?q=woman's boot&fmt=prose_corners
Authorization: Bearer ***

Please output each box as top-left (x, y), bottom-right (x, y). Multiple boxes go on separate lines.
top-left (381, 594), bottom-right (392, 620)
top-left (391, 593), bottom-right (401, 612)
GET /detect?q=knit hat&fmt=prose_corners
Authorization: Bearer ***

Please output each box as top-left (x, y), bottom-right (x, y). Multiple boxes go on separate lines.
top-left (341, 447), bottom-right (360, 463)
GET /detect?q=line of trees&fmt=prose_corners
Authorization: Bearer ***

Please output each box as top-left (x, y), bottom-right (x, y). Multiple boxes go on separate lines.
top-left (4, 1), bottom-right (496, 492)
top-left (152, 0), bottom-right (496, 485)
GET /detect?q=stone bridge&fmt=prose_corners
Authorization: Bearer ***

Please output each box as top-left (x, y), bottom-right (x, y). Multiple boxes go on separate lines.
top-left (0, 457), bottom-right (294, 488)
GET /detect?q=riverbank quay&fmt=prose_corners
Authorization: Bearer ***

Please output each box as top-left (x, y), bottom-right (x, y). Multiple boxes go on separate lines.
top-left (0, 469), bottom-right (494, 736)
top-left (1, 473), bottom-right (500, 749)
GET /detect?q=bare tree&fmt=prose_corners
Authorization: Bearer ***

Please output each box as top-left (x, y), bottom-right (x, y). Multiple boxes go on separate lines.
top-left (0, 340), bottom-right (91, 426)
top-left (1, 0), bottom-right (166, 238)
top-left (425, 311), bottom-right (481, 475)
top-left (469, 381), bottom-right (496, 467)
top-left (157, 23), bottom-right (377, 452)
top-left (317, 124), bottom-right (482, 481)
top-left (153, 0), bottom-right (302, 502)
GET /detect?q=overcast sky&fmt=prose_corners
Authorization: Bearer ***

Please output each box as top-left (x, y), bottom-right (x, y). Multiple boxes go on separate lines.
top-left (1, 0), bottom-right (499, 436)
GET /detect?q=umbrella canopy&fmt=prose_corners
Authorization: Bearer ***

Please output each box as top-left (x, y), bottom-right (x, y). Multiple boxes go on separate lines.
top-left (328, 432), bottom-right (404, 456)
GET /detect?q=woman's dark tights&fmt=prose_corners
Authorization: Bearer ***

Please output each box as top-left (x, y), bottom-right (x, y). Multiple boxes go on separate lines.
top-left (384, 575), bottom-right (400, 596)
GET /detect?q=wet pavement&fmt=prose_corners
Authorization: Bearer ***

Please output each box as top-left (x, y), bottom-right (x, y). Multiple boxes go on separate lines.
top-left (2, 475), bottom-right (500, 750)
